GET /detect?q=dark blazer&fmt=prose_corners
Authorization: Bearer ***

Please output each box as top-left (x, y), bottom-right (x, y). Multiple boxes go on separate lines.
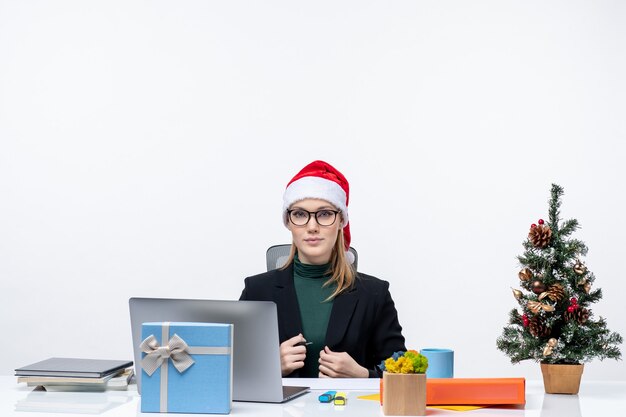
top-left (239, 263), bottom-right (406, 378)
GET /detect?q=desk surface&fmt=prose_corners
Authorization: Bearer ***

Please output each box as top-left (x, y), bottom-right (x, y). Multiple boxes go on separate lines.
top-left (1, 376), bottom-right (624, 416)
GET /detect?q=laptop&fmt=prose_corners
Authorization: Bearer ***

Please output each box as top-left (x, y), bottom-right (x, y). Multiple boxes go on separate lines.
top-left (129, 297), bottom-right (309, 403)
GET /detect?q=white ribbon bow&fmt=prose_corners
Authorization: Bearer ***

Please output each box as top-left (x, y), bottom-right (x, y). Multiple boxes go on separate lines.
top-left (140, 333), bottom-right (195, 376)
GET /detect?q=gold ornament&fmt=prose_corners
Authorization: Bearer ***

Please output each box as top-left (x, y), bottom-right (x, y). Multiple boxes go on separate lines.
top-left (518, 268), bottom-right (533, 281)
top-left (511, 288), bottom-right (523, 300)
top-left (543, 338), bottom-right (558, 357)
top-left (527, 300), bottom-right (555, 314)
top-left (573, 260), bottom-right (587, 275)
top-left (578, 278), bottom-right (591, 294)
top-left (531, 280), bottom-right (547, 294)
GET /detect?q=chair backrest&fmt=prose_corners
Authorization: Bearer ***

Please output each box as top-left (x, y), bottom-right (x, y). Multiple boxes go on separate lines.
top-left (266, 244), bottom-right (358, 271)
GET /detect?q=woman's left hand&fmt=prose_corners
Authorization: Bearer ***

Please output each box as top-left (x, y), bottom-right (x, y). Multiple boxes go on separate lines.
top-left (318, 346), bottom-right (369, 378)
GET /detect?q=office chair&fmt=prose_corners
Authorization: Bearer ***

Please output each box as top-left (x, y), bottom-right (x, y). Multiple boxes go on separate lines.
top-left (266, 244), bottom-right (358, 271)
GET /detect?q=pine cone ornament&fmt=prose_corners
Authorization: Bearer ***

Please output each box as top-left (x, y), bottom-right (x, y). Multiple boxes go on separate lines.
top-left (528, 224), bottom-right (552, 248)
top-left (529, 316), bottom-right (551, 337)
top-left (542, 283), bottom-right (565, 302)
top-left (564, 307), bottom-right (590, 324)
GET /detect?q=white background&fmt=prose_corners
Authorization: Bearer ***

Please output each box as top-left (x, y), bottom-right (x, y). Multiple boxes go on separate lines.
top-left (1, 1), bottom-right (625, 381)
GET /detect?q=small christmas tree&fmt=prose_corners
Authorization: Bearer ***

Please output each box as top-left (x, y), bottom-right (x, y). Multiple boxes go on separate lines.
top-left (497, 184), bottom-right (622, 365)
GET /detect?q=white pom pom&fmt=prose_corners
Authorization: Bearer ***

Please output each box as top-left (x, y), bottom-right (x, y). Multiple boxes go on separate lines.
top-left (345, 250), bottom-right (355, 265)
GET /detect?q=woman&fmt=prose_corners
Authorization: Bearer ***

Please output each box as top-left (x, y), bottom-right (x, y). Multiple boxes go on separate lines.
top-left (240, 160), bottom-right (406, 378)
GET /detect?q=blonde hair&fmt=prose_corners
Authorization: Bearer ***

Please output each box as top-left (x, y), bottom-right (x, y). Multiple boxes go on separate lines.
top-left (282, 227), bottom-right (356, 300)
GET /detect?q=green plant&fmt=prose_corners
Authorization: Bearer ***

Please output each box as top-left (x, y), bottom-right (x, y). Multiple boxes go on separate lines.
top-left (379, 350), bottom-right (429, 374)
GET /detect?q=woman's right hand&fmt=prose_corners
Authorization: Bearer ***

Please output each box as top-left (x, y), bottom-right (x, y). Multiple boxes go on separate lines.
top-left (280, 334), bottom-right (307, 376)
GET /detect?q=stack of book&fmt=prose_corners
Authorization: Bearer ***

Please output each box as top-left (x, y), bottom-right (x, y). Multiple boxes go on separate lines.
top-left (15, 357), bottom-right (134, 392)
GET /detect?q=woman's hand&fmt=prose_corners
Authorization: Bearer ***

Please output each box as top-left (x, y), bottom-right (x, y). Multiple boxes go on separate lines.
top-left (279, 334), bottom-right (307, 376)
top-left (318, 346), bottom-right (369, 378)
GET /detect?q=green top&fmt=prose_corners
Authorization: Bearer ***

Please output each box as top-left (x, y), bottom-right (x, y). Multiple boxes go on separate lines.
top-left (293, 254), bottom-right (337, 377)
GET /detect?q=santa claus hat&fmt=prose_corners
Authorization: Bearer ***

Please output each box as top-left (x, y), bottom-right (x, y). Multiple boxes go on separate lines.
top-left (283, 160), bottom-right (353, 263)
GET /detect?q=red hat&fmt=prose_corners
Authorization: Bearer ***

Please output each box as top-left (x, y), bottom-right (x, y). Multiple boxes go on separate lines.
top-left (283, 161), bottom-right (352, 259)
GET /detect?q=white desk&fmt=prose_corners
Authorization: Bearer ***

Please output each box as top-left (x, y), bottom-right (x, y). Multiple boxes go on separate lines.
top-left (1, 376), bottom-right (624, 416)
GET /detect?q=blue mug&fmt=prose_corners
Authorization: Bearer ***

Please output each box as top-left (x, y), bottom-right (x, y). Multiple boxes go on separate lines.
top-left (421, 348), bottom-right (454, 378)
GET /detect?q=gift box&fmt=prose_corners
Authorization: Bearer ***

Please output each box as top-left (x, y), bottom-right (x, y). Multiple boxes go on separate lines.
top-left (380, 377), bottom-right (526, 407)
top-left (140, 322), bottom-right (233, 414)
top-left (426, 378), bottom-right (526, 405)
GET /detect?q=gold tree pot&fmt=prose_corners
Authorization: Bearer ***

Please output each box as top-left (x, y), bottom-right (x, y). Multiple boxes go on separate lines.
top-left (540, 363), bottom-right (584, 395)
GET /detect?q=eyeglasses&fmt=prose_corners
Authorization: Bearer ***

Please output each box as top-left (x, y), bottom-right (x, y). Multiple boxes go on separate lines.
top-left (287, 209), bottom-right (340, 226)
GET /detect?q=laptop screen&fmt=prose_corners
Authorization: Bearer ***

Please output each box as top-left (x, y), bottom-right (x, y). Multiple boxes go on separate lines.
top-left (129, 298), bottom-right (294, 402)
